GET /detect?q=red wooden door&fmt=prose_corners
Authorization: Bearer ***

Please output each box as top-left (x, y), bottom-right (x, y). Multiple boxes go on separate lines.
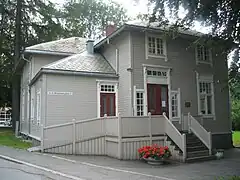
top-left (147, 84), bottom-right (169, 116)
top-left (100, 93), bottom-right (116, 117)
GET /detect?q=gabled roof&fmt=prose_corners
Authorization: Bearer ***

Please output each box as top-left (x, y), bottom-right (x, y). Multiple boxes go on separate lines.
top-left (25, 37), bottom-right (87, 54)
top-left (43, 51), bottom-right (116, 75)
top-left (94, 20), bottom-right (205, 48)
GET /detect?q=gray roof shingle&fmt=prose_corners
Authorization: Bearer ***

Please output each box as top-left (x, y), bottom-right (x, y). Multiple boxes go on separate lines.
top-left (43, 51), bottom-right (116, 75)
top-left (25, 37), bottom-right (87, 54)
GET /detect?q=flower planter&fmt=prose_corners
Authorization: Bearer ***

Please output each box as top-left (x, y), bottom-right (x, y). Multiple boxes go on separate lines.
top-left (138, 145), bottom-right (172, 166)
top-left (143, 157), bottom-right (166, 165)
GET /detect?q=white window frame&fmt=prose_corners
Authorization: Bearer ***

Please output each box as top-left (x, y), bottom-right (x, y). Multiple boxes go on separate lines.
top-left (195, 44), bottom-right (212, 65)
top-left (171, 88), bottom-right (181, 121)
top-left (36, 89), bottom-right (41, 125)
top-left (145, 33), bottom-right (167, 60)
top-left (96, 80), bottom-right (118, 118)
top-left (196, 73), bottom-right (215, 119)
top-left (133, 86), bottom-right (145, 116)
top-left (143, 64), bottom-right (172, 118)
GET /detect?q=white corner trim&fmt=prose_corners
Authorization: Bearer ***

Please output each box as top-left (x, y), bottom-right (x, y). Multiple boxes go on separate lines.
top-left (143, 66), bottom-right (148, 116)
top-left (133, 86), bottom-right (136, 116)
top-left (167, 69), bottom-right (172, 120)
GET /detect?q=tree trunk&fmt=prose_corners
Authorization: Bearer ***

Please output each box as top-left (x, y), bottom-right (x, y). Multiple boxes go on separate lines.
top-left (12, 0), bottom-right (22, 132)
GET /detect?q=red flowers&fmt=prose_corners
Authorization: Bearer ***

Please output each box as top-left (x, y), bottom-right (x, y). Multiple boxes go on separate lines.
top-left (138, 144), bottom-right (171, 160)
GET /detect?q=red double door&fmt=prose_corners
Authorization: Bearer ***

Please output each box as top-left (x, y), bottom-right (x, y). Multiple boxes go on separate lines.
top-left (100, 93), bottom-right (116, 117)
top-left (147, 84), bottom-right (169, 116)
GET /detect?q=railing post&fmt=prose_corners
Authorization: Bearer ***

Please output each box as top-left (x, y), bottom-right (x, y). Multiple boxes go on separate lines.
top-left (118, 113), bottom-right (122, 159)
top-left (182, 133), bottom-right (187, 162)
top-left (104, 114), bottom-right (107, 155)
top-left (72, 119), bottom-right (76, 155)
top-left (41, 124), bottom-right (44, 152)
top-left (148, 112), bottom-right (152, 145)
top-left (208, 132), bottom-right (212, 155)
top-left (103, 114), bottom-right (107, 136)
top-left (187, 112), bottom-right (191, 133)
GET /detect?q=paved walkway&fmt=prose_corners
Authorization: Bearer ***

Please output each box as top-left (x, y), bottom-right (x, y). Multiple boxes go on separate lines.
top-left (0, 146), bottom-right (239, 180)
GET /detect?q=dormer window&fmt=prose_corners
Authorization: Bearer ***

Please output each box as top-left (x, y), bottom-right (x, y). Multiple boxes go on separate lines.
top-left (196, 45), bottom-right (212, 65)
top-left (146, 34), bottom-right (167, 60)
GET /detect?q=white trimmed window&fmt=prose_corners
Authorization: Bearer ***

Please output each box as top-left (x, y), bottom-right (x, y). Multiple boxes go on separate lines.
top-left (136, 90), bottom-right (144, 116)
top-left (171, 89), bottom-right (181, 119)
top-left (196, 45), bottom-right (212, 64)
top-left (97, 80), bottom-right (118, 118)
top-left (146, 34), bottom-right (166, 59)
top-left (197, 74), bottom-right (215, 116)
top-left (36, 89), bottom-right (41, 125)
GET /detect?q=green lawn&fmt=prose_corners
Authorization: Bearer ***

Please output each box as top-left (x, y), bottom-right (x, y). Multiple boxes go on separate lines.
top-left (233, 131), bottom-right (240, 147)
top-left (0, 128), bottom-right (32, 149)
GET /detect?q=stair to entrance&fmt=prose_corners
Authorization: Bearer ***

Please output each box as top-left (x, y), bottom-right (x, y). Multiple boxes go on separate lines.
top-left (185, 133), bottom-right (215, 163)
top-left (166, 133), bottom-right (215, 163)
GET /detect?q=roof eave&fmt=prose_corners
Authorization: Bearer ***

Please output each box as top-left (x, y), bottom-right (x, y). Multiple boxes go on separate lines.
top-left (29, 68), bottom-right (118, 86)
top-left (24, 49), bottom-right (75, 56)
top-left (94, 23), bottom-right (206, 49)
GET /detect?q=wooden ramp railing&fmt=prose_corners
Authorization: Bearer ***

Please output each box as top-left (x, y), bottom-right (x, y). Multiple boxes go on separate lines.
top-left (188, 113), bottom-right (212, 155)
top-left (163, 112), bottom-right (187, 162)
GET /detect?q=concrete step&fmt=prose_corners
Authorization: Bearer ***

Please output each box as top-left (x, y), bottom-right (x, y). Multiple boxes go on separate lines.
top-left (187, 150), bottom-right (209, 158)
top-left (187, 145), bottom-right (208, 152)
top-left (187, 140), bottom-right (203, 147)
top-left (186, 155), bottom-right (216, 163)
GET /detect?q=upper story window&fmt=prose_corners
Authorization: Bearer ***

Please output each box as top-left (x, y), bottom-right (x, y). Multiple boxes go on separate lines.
top-left (196, 45), bottom-right (212, 65)
top-left (146, 34), bottom-right (167, 59)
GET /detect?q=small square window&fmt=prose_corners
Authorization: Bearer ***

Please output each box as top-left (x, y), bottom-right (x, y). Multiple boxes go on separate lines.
top-left (147, 70), bottom-right (152, 75)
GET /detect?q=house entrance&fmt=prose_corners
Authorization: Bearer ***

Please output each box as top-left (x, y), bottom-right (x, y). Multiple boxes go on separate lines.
top-left (147, 84), bottom-right (169, 116)
top-left (100, 93), bottom-right (116, 117)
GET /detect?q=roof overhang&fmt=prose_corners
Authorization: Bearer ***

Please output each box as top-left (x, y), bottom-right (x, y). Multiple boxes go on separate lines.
top-left (29, 68), bottom-right (118, 86)
top-left (24, 49), bottom-right (75, 56)
top-left (94, 23), bottom-right (205, 49)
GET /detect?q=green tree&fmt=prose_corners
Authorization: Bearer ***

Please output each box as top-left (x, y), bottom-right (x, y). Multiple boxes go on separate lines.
top-left (62, 0), bottom-right (129, 38)
top-left (0, 0), bottom-right (67, 108)
top-left (232, 100), bottom-right (240, 130)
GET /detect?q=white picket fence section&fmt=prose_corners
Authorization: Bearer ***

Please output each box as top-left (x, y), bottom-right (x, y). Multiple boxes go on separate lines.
top-left (42, 113), bottom-right (166, 160)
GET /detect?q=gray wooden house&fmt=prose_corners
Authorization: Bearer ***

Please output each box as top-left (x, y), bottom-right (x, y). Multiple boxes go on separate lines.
top-left (18, 21), bottom-right (232, 162)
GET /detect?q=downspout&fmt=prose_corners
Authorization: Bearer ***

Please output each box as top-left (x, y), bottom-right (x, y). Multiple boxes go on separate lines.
top-left (21, 54), bottom-right (31, 135)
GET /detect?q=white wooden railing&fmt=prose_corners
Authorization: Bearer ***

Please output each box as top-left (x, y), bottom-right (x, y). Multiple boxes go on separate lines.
top-left (41, 113), bottom-right (166, 159)
top-left (163, 112), bottom-right (187, 162)
top-left (188, 113), bottom-right (212, 155)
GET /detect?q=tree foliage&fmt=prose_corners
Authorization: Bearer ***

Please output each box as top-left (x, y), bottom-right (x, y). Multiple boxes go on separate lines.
top-left (148, 0), bottom-right (240, 45)
top-left (62, 0), bottom-right (129, 39)
top-left (0, 0), bottom-right (128, 107)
